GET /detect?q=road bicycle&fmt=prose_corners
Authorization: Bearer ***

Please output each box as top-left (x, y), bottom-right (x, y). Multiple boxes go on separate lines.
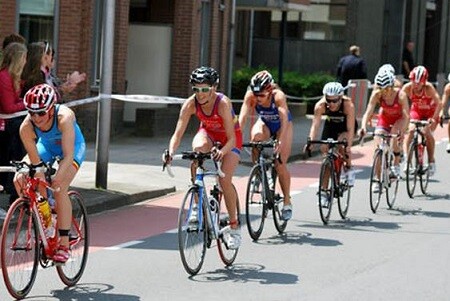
top-left (242, 139), bottom-right (287, 241)
top-left (406, 120), bottom-right (431, 198)
top-left (163, 151), bottom-right (240, 276)
top-left (0, 161), bottom-right (89, 300)
top-left (362, 132), bottom-right (400, 213)
top-left (307, 138), bottom-right (351, 225)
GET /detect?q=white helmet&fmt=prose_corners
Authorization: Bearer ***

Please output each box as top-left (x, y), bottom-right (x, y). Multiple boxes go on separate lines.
top-left (322, 82), bottom-right (344, 96)
top-left (448, 73), bottom-right (450, 82)
top-left (374, 71), bottom-right (395, 89)
top-left (378, 64), bottom-right (395, 75)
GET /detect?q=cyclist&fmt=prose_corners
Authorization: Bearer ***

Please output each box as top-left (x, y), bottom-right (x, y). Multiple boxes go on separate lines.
top-left (401, 65), bottom-right (441, 176)
top-left (164, 66), bottom-right (242, 249)
top-left (305, 82), bottom-right (356, 206)
top-left (359, 70), bottom-right (409, 181)
top-left (14, 83), bottom-right (86, 264)
top-left (440, 73), bottom-right (450, 153)
top-left (239, 70), bottom-right (293, 221)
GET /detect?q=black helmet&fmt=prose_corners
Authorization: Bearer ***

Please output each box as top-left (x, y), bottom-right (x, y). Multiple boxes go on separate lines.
top-left (190, 66), bottom-right (219, 86)
top-left (250, 70), bottom-right (274, 93)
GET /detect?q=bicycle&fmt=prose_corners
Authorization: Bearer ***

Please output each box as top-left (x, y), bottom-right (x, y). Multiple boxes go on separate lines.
top-left (362, 132), bottom-right (400, 213)
top-left (0, 161), bottom-right (89, 300)
top-left (306, 138), bottom-right (351, 225)
top-left (163, 151), bottom-right (240, 276)
top-left (405, 119), bottom-right (431, 198)
top-left (242, 139), bottom-right (287, 241)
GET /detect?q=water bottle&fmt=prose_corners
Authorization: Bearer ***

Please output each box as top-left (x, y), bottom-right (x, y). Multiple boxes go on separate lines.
top-left (37, 196), bottom-right (54, 237)
top-left (208, 196), bottom-right (218, 237)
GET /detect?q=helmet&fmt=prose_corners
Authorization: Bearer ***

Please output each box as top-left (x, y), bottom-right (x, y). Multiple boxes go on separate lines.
top-left (447, 73), bottom-right (450, 82)
top-left (378, 64), bottom-right (395, 75)
top-left (409, 65), bottom-right (428, 84)
top-left (250, 70), bottom-right (274, 93)
top-left (374, 70), bottom-right (395, 88)
top-left (322, 82), bottom-right (344, 96)
top-left (190, 66), bottom-right (219, 86)
top-left (23, 84), bottom-right (56, 112)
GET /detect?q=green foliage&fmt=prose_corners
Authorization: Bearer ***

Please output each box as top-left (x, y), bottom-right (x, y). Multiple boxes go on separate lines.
top-left (231, 66), bottom-right (335, 102)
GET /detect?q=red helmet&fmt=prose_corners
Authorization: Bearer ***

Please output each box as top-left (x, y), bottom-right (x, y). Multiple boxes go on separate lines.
top-left (409, 66), bottom-right (428, 84)
top-left (23, 84), bottom-right (56, 112)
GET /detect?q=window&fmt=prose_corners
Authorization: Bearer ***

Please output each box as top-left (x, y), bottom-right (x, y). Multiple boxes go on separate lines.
top-left (18, 0), bottom-right (55, 43)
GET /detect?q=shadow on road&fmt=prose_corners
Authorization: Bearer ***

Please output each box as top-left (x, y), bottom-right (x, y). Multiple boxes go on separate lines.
top-left (49, 283), bottom-right (140, 300)
top-left (253, 231), bottom-right (342, 247)
top-left (192, 263), bottom-right (299, 285)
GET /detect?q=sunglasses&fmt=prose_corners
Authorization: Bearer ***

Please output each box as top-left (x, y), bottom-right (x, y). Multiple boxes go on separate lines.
top-left (192, 86), bottom-right (212, 93)
top-left (325, 97), bottom-right (341, 104)
top-left (29, 110), bottom-right (48, 117)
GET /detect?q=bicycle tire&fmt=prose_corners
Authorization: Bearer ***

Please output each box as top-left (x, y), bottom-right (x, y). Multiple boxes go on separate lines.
top-left (270, 168), bottom-right (287, 233)
top-left (1, 198), bottom-right (39, 300)
top-left (318, 158), bottom-right (334, 225)
top-left (386, 153), bottom-right (399, 209)
top-left (337, 170), bottom-right (351, 219)
top-left (245, 165), bottom-right (267, 241)
top-left (419, 144), bottom-right (430, 195)
top-left (178, 186), bottom-right (206, 275)
top-left (57, 191), bottom-right (90, 286)
top-left (369, 149), bottom-right (383, 213)
top-left (406, 142), bottom-right (418, 198)
top-left (218, 184), bottom-right (240, 266)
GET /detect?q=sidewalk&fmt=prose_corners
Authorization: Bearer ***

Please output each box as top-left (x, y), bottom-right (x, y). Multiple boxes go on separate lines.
top-left (0, 115), bottom-right (316, 215)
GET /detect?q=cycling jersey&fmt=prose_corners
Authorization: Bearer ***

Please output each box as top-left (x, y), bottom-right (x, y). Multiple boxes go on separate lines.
top-left (376, 91), bottom-right (403, 132)
top-left (255, 95), bottom-right (292, 136)
top-left (33, 104), bottom-right (86, 169)
top-left (195, 93), bottom-right (242, 154)
top-left (409, 88), bottom-right (436, 120)
top-left (321, 99), bottom-right (355, 140)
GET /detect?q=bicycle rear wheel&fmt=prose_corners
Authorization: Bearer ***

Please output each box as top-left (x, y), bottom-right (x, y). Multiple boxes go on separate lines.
top-left (419, 144), bottom-right (430, 195)
top-left (1, 198), bottom-right (39, 300)
top-left (386, 154), bottom-right (399, 209)
top-left (370, 150), bottom-right (383, 213)
top-left (245, 165), bottom-right (267, 241)
top-left (318, 158), bottom-right (334, 225)
top-left (270, 169), bottom-right (287, 233)
top-left (406, 143), bottom-right (418, 198)
top-left (337, 174), bottom-right (351, 219)
top-left (218, 185), bottom-right (240, 266)
top-left (57, 191), bottom-right (89, 286)
top-left (178, 187), bottom-right (206, 275)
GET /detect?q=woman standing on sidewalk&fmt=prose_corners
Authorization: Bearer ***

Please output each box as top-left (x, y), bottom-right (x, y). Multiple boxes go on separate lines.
top-left (238, 70), bottom-right (293, 221)
top-left (163, 66), bottom-right (242, 249)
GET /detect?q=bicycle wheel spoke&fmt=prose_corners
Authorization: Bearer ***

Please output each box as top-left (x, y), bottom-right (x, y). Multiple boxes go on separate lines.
top-left (178, 187), bottom-right (206, 275)
top-left (337, 176), bottom-right (351, 219)
top-left (218, 185), bottom-right (239, 265)
top-left (245, 166), bottom-right (266, 240)
top-left (406, 143), bottom-right (418, 198)
top-left (370, 150), bottom-right (383, 213)
top-left (1, 199), bottom-right (39, 300)
top-left (318, 158), bottom-right (333, 224)
top-left (57, 191), bottom-right (89, 286)
top-left (419, 144), bottom-right (430, 194)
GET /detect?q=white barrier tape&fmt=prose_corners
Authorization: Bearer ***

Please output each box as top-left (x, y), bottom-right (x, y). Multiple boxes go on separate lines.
top-left (111, 94), bottom-right (185, 104)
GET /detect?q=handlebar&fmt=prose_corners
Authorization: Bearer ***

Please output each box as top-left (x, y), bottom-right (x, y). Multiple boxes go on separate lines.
top-left (359, 131), bottom-right (400, 146)
top-left (0, 161), bottom-right (56, 177)
top-left (306, 138), bottom-right (347, 158)
top-left (242, 140), bottom-right (282, 164)
top-left (410, 119), bottom-right (430, 127)
top-left (162, 150), bottom-right (225, 178)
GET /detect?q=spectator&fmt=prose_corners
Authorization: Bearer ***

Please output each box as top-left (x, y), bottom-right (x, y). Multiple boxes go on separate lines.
top-left (0, 42), bottom-right (28, 212)
top-left (336, 45), bottom-right (368, 87)
top-left (2, 33), bottom-right (26, 50)
top-left (402, 41), bottom-right (415, 78)
top-left (21, 41), bottom-right (86, 101)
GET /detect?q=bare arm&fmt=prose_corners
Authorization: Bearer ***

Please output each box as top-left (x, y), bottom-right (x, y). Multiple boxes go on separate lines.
top-left (274, 90), bottom-right (290, 146)
top-left (19, 117), bottom-right (40, 164)
top-left (217, 96), bottom-right (237, 156)
top-left (360, 91), bottom-right (380, 133)
top-left (427, 84), bottom-right (442, 121)
top-left (308, 99), bottom-right (325, 141)
top-left (238, 90), bottom-right (254, 130)
top-left (169, 97), bottom-right (195, 155)
top-left (344, 98), bottom-right (355, 147)
top-left (398, 90), bottom-right (410, 132)
top-left (442, 84), bottom-right (450, 116)
top-left (53, 107), bottom-right (76, 186)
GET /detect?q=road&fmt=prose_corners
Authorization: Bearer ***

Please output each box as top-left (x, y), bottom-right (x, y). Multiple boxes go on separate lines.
top-left (0, 132), bottom-right (449, 300)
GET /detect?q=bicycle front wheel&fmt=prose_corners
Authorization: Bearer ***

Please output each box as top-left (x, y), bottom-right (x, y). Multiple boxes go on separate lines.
top-left (337, 174), bottom-right (351, 219)
top-left (245, 165), bottom-right (267, 241)
top-left (370, 150), bottom-right (383, 213)
top-left (318, 158), bottom-right (334, 225)
top-left (178, 187), bottom-right (206, 275)
top-left (218, 184), bottom-right (240, 266)
top-left (419, 144), bottom-right (430, 195)
top-left (406, 143), bottom-right (418, 198)
top-left (386, 154), bottom-right (399, 209)
top-left (271, 169), bottom-right (287, 233)
top-left (57, 191), bottom-right (89, 286)
top-left (1, 198), bottom-right (39, 300)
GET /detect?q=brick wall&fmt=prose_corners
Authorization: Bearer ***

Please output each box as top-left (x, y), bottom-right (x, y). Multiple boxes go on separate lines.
top-left (0, 0), bottom-right (17, 40)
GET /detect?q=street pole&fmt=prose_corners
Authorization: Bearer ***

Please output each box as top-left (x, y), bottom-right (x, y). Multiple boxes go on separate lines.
top-left (227, 0), bottom-right (236, 97)
top-left (278, 10), bottom-right (287, 87)
top-left (95, 0), bottom-right (115, 189)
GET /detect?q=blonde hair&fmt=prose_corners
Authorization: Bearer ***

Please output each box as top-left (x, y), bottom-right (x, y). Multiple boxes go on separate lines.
top-left (1, 42), bottom-right (27, 91)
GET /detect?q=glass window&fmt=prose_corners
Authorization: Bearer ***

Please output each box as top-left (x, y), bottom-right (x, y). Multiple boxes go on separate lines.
top-left (19, 0), bottom-right (55, 43)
